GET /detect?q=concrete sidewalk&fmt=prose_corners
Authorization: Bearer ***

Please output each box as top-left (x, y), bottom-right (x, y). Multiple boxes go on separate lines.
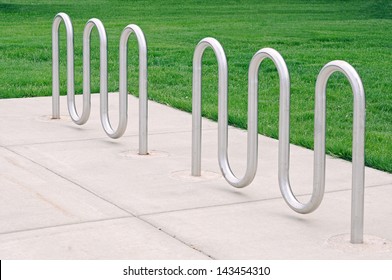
top-left (0, 94), bottom-right (391, 259)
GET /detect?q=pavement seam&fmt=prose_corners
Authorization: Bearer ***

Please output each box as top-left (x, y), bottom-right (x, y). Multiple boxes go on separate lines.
top-left (5, 142), bottom-right (392, 216)
top-left (0, 213), bottom-right (215, 259)
top-left (364, 182), bottom-right (392, 188)
top-left (3, 128), bottom-right (217, 148)
top-left (4, 141), bottom-right (390, 259)
top-left (139, 195), bottom-right (288, 217)
top-left (3, 147), bottom-right (215, 259)
top-left (4, 146), bottom-right (134, 216)
top-left (0, 216), bottom-right (132, 236)
top-left (134, 216), bottom-right (215, 260)
top-left (138, 183), bottom-right (392, 217)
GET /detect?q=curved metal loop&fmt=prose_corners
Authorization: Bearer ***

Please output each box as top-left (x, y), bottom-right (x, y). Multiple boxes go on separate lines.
top-left (52, 12), bottom-right (75, 120)
top-left (191, 37), bottom-right (365, 243)
top-left (82, 20), bottom-right (148, 142)
top-left (192, 38), bottom-right (290, 188)
top-left (80, 18), bottom-right (115, 135)
top-left (218, 47), bottom-right (290, 188)
top-left (320, 61), bottom-right (365, 244)
top-left (82, 18), bottom-right (128, 138)
top-left (192, 37), bottom-right (228, 177)
top-left (69, 17), bottom-right (108, 126)
top-left (105, 24), bottom-right (148, 150)
top-left (279, 60), bottom-right (365, 243)
top-left (52, 13), bottom-right (95, 125)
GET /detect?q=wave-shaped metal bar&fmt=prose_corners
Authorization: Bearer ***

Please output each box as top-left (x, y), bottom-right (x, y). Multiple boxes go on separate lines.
top-left (279, 60), bottom-right (365, 244)
top-left (52, 13), bottom-right (148, 154)
top-left (192, 37), bottom-right (365, 243)
top-left (192, 38), bottom-right (289, 188)
top-left (85, 21), bottom-right (148, 148)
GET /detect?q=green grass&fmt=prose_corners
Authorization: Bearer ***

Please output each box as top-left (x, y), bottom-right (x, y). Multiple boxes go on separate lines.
top-left (0, 0), bottom-right (391, 173)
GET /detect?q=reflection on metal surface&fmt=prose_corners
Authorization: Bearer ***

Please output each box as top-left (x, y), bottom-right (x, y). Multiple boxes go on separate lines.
top-left (191, 38), bottom-right (365, 243)
top-left (52, 13), bottom-right (148, 154)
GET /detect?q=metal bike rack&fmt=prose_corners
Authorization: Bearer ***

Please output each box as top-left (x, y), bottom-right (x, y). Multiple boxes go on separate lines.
top-left (191, 37), bottom-right (365, 244)
top-left (277, 61), bottom-right (366, 244)
top-left (192, 37), bottom-right (289, 188)
top-left (52, 12), bottom-right (148, 154)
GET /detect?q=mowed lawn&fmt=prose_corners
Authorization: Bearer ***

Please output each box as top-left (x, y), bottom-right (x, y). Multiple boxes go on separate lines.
top-left (0, 0), bottom-right (391, 172)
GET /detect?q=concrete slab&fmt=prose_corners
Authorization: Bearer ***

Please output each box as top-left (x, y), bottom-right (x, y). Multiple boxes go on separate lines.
top-left (0, 94), bottom-right (217, 146)
top-left (8, 126), bottom-right (392, 216)
top-left (0, 217), bottom-right (210, 259)
top-left (0, 95), bottom-right (391, 259)
top-left (143, 185), bottom-right (392, 259)
top-left (0, 147), bottom-right (128, 234)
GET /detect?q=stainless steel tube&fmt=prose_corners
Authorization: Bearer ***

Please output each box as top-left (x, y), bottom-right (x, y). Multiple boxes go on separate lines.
top-left (192, 38), bottom-right (289, 188)
top-left (118, 24), bottom-right (148, 154)
top-left (52, 12), bottom-right (77, 120)
top-left (192, 37), bottom-right (227, 177)
top-left (279, 60), bottom-right (365, 244)
top-left (81, 18), bottom-right (112, 136)
top-left (218, 47), bottom-right (290, 188)
top-left (52, 13), bottom-right (92, 124)
top-left (52, 13), bottom-right (148, 153)
top-left (83, 20), bottom-right (148, 147)
top-left (318, 61), bottom-right (365, 244)
top-left (192, 37), bottom-right (365, 243)
top-left (278, 58), bottom-right (326, 214)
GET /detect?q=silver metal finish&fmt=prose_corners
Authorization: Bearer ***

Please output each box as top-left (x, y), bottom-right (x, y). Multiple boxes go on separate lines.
top-left (119, 24), bottom-right (148, 154)
top-left (52, 13), bottom-right (148, 154)
top-left (323, 61), bottom-right (365, 244)
top-left (192, 38), bottom-right (227, 178)
top-left (192, 38), bottom-right (365, 244)
top-left (52, 13), bottom-right (76, 120)
top-left (82, 18), bottom-right (106, 127)
top-left (192, 38), bottom-right (289, 188)
top-left (279, 60), bottom-right (365, 244)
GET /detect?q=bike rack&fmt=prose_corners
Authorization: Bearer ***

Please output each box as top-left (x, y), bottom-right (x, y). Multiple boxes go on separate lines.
top-left (192, 37), bottom-right (290, 188)
top-left (52, 12), bottom-right (148, 154)
top-left (281, 60), bottom-right (366, 244)
top-left (191, 37), bottom-right (365, 244)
